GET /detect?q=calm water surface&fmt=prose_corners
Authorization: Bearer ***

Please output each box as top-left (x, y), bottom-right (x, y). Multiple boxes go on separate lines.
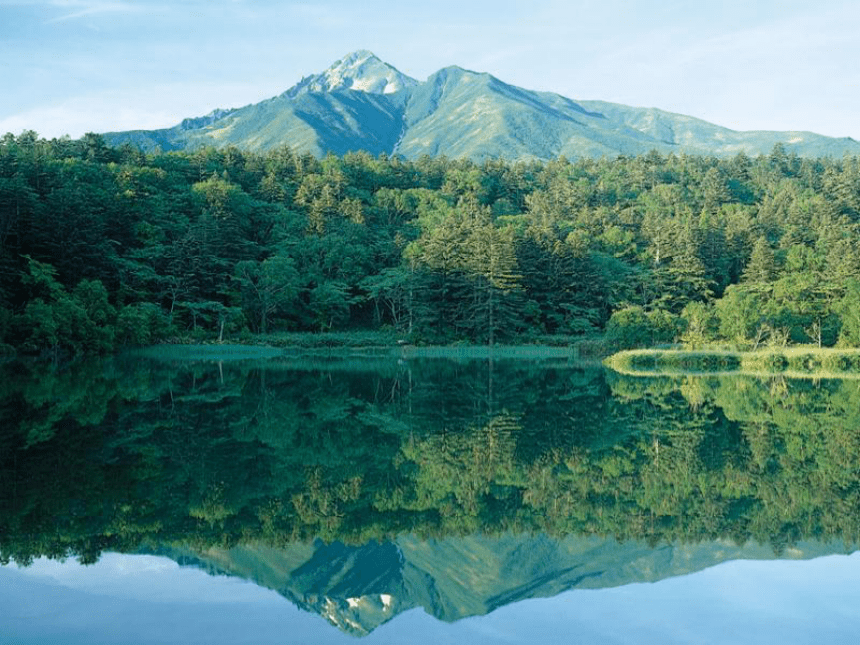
top-left (1, 351), bottom-right (859, 643)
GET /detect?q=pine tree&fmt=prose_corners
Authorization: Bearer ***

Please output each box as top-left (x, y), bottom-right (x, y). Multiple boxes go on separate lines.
top-left (741, 237), bottom-right (777, 284)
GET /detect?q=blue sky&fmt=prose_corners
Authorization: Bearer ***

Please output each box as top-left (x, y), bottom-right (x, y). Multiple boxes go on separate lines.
top-left (1, 0), bottom-right (858, 139)
top-left (3, 551), bottom-right (860, 644)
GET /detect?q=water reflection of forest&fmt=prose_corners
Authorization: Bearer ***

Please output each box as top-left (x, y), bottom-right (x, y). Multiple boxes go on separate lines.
top-left (2, 355), bottom-right (859, 565)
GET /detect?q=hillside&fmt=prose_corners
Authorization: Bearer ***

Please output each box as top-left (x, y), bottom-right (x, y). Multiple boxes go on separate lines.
top-left (165, 535), bottom-right (847, 636)
top-left (103, 51), bottom-right (860, 160)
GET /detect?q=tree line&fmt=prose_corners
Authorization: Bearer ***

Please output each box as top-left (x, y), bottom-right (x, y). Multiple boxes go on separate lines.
top-left (3, 357), bottom-right (859, 563)
top-left (2, 131), bottom-right (860, 353)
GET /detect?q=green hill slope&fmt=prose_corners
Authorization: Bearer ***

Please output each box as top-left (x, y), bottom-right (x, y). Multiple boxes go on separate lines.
top-left (103, 51), bottom-right (860, 160)
top-left (163, 534), bottom-right (848, 636)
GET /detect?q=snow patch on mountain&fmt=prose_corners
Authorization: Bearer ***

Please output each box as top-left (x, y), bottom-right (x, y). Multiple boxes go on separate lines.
top-left (285, 50), bottom-right (418, 98)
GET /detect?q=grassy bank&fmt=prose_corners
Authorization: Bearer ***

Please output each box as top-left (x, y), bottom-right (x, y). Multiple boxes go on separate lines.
top-left (129, 331), bottom-right (606, 364)
top-left (605, 347), bottom-right (860, 378)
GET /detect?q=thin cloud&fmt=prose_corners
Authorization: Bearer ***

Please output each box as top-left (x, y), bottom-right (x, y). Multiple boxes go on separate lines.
top-left (45, 0), bottom-right (149, 23)
top-left (0, 80), bottom-right (269, 139)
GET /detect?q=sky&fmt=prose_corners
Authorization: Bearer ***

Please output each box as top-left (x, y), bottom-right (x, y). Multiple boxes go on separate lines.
top-left (1, 0), bottom-right (858, 140)
top-left (3, 552), bottom-right (860, 644)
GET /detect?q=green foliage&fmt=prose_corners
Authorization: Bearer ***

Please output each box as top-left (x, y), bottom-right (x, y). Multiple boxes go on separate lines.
top-left (741, 236), bottom-right (777, 284)
top-left (309, 281), bottom-right (355, 331)
top-left (4, 357), bottom-right (860, 565)
top-left (233, 253), bottom-right (300, 333)
top-left (836, 282), bottom-right (860, 346)
top-left (680, 301), bottom-right (718, 348)
top-left (116, 302), bottom-right (174, 345)
top-left (2, 132), bottom-right (860, 353)
top-left (716, 286), bottom-right (764, 346)
top-left (605, 306), bottom-right (681, 350)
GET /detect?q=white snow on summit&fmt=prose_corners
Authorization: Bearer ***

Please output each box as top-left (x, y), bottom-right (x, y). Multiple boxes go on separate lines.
top-left (286, 50), bottom-right (418, 97)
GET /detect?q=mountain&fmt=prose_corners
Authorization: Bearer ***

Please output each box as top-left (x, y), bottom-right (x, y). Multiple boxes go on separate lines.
top-left (284, 49), bottom-right (418, 97)
top-left (160, 534), bottom-right (850, 637)
top-left (103, 51), bottom-right (860, 160)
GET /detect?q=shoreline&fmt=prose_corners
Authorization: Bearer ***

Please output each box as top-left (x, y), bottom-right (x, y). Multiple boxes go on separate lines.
top-left (605, 347), bottom-right (860, 378)
top-left (127, 342), bottom-right (589, 363)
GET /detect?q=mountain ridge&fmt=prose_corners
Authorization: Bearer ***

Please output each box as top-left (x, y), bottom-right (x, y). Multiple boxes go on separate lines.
top-left (103, 50), bottom-right (860, 160)
top-left (158, 534), bottom-right (852, 637)
top-left (284, 50), bottom-right (418, 98)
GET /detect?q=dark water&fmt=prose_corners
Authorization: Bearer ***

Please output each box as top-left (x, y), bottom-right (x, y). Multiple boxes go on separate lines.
top-left (2, 351), bottom-right (859, 643)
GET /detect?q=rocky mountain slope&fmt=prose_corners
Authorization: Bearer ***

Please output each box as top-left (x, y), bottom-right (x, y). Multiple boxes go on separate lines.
top-left (104, 51), bottom-right (860, 160)
top-left (162, 534), bottom-right (849, 636)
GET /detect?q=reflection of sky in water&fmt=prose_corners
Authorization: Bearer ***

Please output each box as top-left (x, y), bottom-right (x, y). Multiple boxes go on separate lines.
top-left (2, 552), bottom-right (859, 644)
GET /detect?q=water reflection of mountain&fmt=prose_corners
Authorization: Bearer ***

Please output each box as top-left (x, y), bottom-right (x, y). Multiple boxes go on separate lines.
top-left (162, 535), bottom-right (849, 636)
top-left (1, 353), bottom-right (859, 634)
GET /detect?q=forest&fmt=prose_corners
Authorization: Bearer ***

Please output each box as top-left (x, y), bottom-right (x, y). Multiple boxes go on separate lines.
top-left (2, 357), bottom-right (859, 564)
top-left (2, 130), bottom-right (860, 354)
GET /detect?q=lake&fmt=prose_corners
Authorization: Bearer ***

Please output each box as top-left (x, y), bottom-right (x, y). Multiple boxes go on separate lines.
top-left (2, 349), bottom-right (859, 643)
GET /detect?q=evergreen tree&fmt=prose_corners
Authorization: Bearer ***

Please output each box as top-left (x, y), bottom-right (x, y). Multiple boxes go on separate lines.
top-left (741, 237), bottom-right (777, 284)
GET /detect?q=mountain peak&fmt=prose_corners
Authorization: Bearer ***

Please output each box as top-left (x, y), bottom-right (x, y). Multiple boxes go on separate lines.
top-left (285, 50), bottom-right (418, 98)
top-left (104, 54), bottom-right (860, 160)
top-left (338, 49), bottom-right (377, 65)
